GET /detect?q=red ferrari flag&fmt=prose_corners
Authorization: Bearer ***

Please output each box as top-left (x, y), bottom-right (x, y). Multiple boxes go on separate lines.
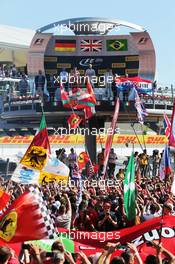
top-left (84, 106), bottom-right (96, 120)
top-left (78, 151), bottom-right (89, 170)
top-left (67, 113), bottom-right (82, 129)
top-left (0, 189), bottom-right (56, 243)
top-left (0, 188), bottom-right (10, 211)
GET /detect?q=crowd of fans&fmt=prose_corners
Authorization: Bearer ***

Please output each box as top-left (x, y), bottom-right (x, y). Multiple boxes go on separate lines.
top-left (1, 240), bottom-right (175, 264)
top-left (0, 64), bottom-right (25, 79)
top-left (0, 146), bottom-right (175, 263)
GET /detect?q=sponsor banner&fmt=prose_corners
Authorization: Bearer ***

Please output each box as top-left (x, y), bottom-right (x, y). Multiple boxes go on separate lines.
top-left (112, 63), bottom-right (126, 68)
top-left (125, 68), bottom-right (138, 74)
top-left (125, 56), bottom-right (139, 61)
top-left (45, 69), bottom-right (57, 75)
top-left (44, 57), bottom-right (57, 62)
top-left (0, 135), bottom-right (168, 145)
top-left (57, 63), bottom-right (71, 68)
top-left (44, 55), bottom-right (139, 77)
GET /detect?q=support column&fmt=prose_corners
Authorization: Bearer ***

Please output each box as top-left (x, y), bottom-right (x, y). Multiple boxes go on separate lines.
top-left (85, 120), bottom-right (97, 163)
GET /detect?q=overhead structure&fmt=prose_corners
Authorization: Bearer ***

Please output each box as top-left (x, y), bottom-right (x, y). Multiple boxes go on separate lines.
top-left (0, 25), bottom-right (34, 67)
top-left (28, 17), bottom-right (156, 80)
top-left (36, 17), bottom-right (145, 35)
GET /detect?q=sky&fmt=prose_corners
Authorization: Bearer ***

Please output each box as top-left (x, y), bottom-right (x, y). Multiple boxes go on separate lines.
top-left (0, 0), bottom-right (174, 85)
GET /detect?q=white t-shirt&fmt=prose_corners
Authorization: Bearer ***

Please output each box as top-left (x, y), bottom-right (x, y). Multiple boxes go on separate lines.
top-left (55, 210), bottom-right (72, 229)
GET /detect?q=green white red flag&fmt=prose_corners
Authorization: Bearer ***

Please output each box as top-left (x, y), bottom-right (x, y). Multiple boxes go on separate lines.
top-left (124, 152), bottom-right (136, 221)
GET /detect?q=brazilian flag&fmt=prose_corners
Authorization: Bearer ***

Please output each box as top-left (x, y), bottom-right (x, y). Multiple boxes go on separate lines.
top-left (107, 39), bottom-right (128, 51)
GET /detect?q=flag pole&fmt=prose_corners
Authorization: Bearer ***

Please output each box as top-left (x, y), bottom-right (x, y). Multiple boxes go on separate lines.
top-left (159, 171), bottom-right (168, 244)
top-left (140, 123), bottom-right (146, 150)
top-left (130, 123), bottom-right (144, 152)
top-left (124, 104), bottom-right (144, 152)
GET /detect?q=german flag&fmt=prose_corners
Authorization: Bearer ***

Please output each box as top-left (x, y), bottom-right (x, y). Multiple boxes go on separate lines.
top-left (55, 40), bottom-right (76, 52)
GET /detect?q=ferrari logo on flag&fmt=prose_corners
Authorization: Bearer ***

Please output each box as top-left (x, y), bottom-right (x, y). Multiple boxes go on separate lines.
top-left (39, 171), bottom-right (68, 185)
top-left (0, 211), bottom-right (17, 242)
top-left (78, 152), bottom-right (89, 170)
top-left (21, 145), bottom-right (47, 170)
top-left (67, 113), bottom-right (82, 129)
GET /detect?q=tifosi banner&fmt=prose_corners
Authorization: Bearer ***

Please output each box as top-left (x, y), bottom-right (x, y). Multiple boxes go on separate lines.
top-left (1, 216), bottom-right (175, 261)
top-left (58, 216), bottom-right (175, 261)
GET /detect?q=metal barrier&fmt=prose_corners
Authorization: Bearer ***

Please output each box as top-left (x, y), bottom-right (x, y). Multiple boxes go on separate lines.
top-left (1, 82), bottom-right (175, 113)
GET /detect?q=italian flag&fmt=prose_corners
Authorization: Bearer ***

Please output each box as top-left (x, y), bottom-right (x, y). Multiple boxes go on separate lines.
top-left (20, 113), bottom-right (50, 170)
top-left (124, 153), bottom-right (136, 221)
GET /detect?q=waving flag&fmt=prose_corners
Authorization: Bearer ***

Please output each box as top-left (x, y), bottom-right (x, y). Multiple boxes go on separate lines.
top-left (57, 215), bottom-right (175, 260)
top-left (11, 114), bottom-right (69, 185)
top-left (134, 88), bottom-right (148, 124)
top-left (39, 157), bottom-right (69, 184)
top-left (20, 113), bottom-right (50, 170)
top-left (78, 152), bottom-right (89, 170)
top-left (0, 190), bottom-right (56, 243)
top-left (11, 113), bottom-right (50, 184)
top-left (60, 82), bottom-right (96, 110)
top-left (84, 106), bottom-right (95, 120)
top-left (124, 153), bottom-right (136, 221)
top-left (169, 98), bottom-right (175, 148)
top-left (115, 76), bottom-right (152, 94)
top-left (0, 188), bottom-right (10, 211)
top-left (67, 113), bottom-right (82, 129)
top-left (159, 145), bottom-right (172, 181)
top-left (163, 113), bottom-right (171, 138)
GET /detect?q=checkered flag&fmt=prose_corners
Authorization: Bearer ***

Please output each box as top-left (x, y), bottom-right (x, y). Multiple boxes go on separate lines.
top-left (29, 186), bottom-right (57, 239)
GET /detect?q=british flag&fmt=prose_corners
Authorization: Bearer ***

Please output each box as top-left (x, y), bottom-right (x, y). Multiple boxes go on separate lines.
top-left (163, 113), bottom-right (171, 138)
top-left (133, 88), bottom-right (148, 124)
top-left (80, 39), bottom-right (102, 52)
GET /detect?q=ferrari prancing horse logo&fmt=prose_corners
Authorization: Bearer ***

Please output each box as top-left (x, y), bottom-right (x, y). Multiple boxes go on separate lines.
top-left (0, 211), bottom-right (17, 242)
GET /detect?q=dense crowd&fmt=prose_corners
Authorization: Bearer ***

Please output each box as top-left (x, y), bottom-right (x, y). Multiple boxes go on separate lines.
top-left (1, 240), bottom-right (175, 264)
top-left (0, 146), bottom-right (175, 263)
top-left (0, 64), bottom-right (24, 79)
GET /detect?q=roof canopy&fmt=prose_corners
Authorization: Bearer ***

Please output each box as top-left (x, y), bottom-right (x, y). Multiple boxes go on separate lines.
top-left (0, 25), bottom-right (34, 66)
